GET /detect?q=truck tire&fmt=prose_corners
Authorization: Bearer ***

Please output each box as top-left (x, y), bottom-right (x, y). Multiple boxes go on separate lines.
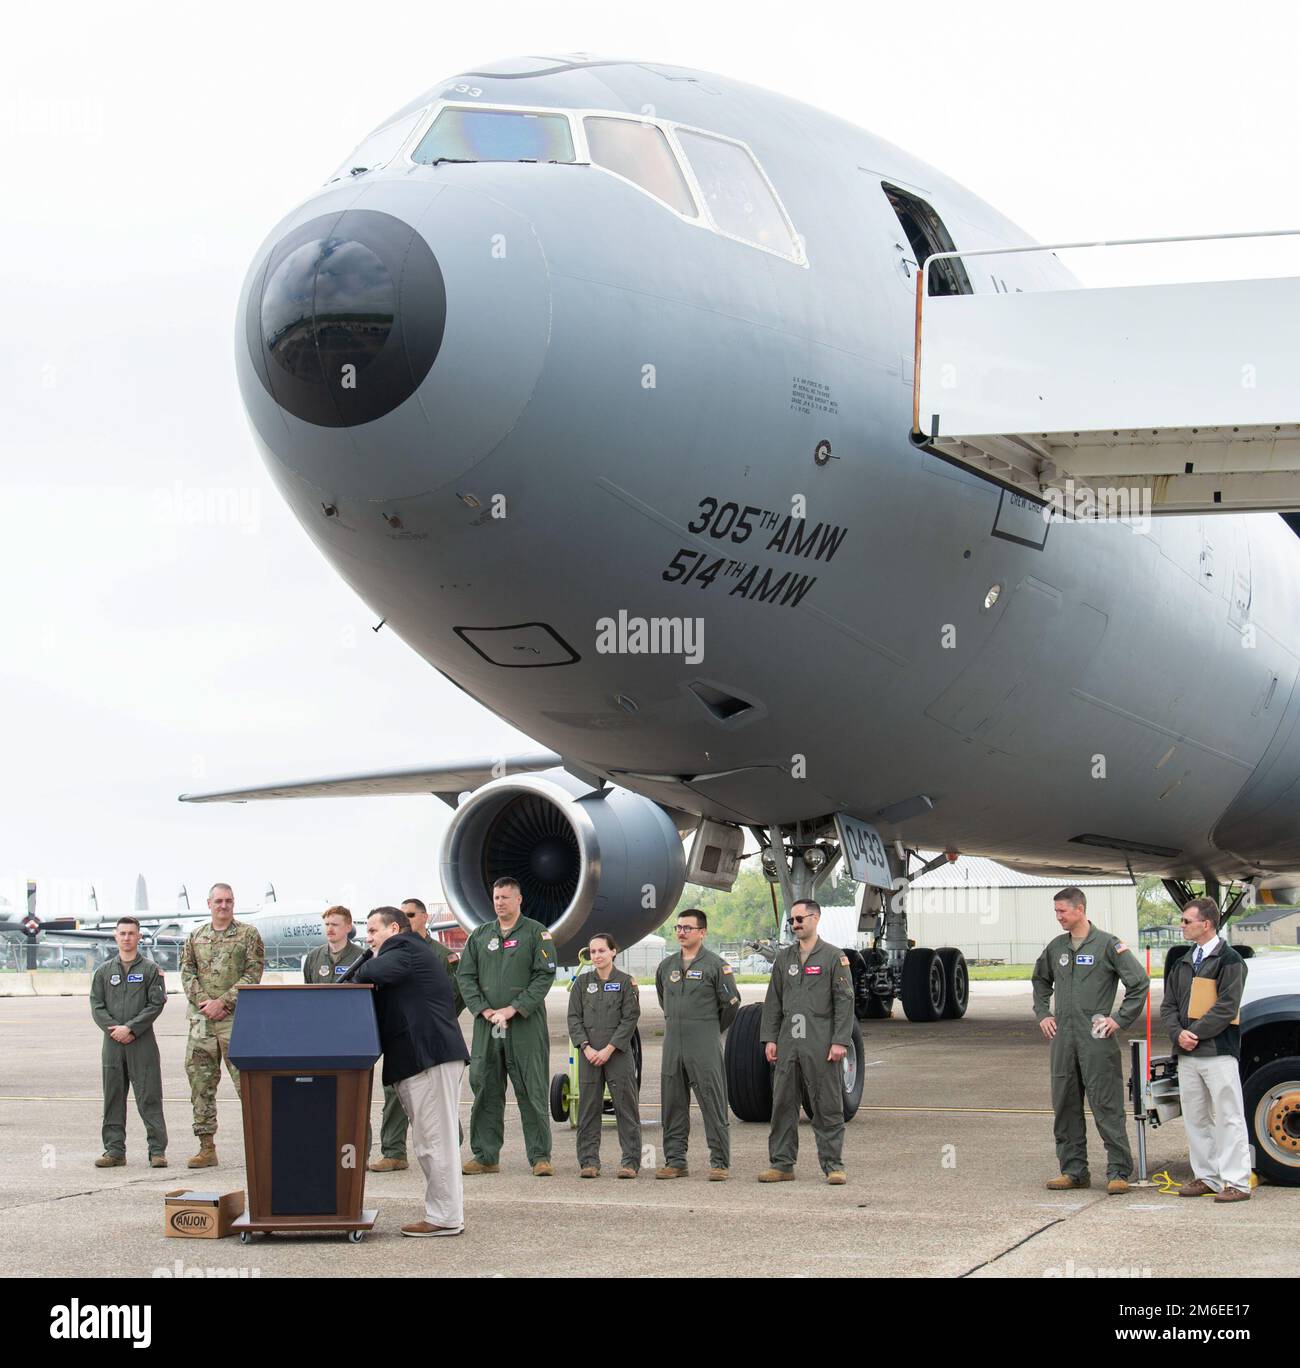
top-left (799, 1018), bottom-right (866, 1121)
top-left (1243, 1056), bottom-right (1300, 1187)
top-left (938, 948), bottom-right (969, 1019)
top-left (725, 1002), bottom-right (773, 1122)
top-left (1165, 944), bottom-right (1191, 976)
top-left (901, 948), bottom-right (947, 1022)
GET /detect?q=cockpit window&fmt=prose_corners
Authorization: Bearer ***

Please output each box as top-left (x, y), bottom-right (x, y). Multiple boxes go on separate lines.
top-left (674, 129), bottom-right (798, 259)
top-left (412, 107), bottom-right (576, 164)
top-left (583, 117), bottom-right (696, 218)
top-left (329, 109), bottom-right (427, 181)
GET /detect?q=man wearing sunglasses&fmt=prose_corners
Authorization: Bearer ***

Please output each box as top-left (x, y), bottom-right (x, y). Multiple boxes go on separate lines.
top-left (1159, 896), bottom-right (1251, 1202)
top-left (654, 908), bottom-right (741, 1180)
top-left (757, 899), bottom-right (855, 1184)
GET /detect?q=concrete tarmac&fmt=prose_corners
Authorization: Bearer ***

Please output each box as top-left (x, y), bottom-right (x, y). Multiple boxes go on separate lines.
top-left (1, 982), bottom-right (1291, 1278)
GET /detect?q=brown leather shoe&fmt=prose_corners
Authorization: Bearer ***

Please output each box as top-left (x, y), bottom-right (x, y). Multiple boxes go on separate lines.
top-left (1213, 1186), bottom-right (1251, 1203)
top-left (531, 1160), bottom-right (554, 1177)
top-left (187, 1137), bottom-right (217, 1169)
top-left (826, 1170), bottom-right (847, 1186)
top-left (462, 1159), bottom-right (500, 1175)
top-left (149, 1155), bottom-right (168, 1169)
top-left (708, 1167), bottom-right (730, 1181)
top-left (94, 1153), bottom-right (125, 1168)
top-left (757, 1168), bottom-right (795, 1182)
top-left (1179, 1178), bottom-right (1215, 1197)
top-left (655, 1166), bottom-right (688, 1179)
top-left (368, 1157), bottom-right (408, 1173)
top-left (617, 1166), bottom-right (638, 1179)
top-left (1045, 1174), bottom-right (1089, 1190)
top-left (579, 1165), bottom-right (600, 1178)
top-left (1106, 1178), bottom-right (1130, 1195)
top-left (400, 1221), bottom-right (463, 1237)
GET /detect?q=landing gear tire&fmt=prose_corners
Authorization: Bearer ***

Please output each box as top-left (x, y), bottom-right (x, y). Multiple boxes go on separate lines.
top-left (799, 1019), bottom-right (867, 1121)
top-left (1243, 1056), bottom-right (1300, 1187)
top-left (864, 996), bottom-right (893, 1019)
top-left (1165, 944), bottom-right (1192, 976)
top-left (549, 1072), bottom-right (571, 1123)
top-left (725, 1002), bottom-right (773, 1122)
top-left (901, 947), bottom-right (947, 1022)
top-left (937, 948), bottom-right (969, 1019)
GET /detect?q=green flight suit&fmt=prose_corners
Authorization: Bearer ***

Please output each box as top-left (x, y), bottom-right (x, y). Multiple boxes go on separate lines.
top-left (90, 953), bottom-right (168, 1158)
top-left (1032, 924), bottom-right (1149, 1182)
top-left (656, 946), bottom-right (740, 1169)
top-left (567, 967), bottom-right (641, 1170)
top-left (301, 938), bottom-right (365, 984)
top-left (180, 919), bottom-right (265, 1137)
top-left (761, 939), bottom-right (854, 1173)
top-left (458, 916), bottom-right (557, 1165)
top-left (378, 936), bottom-right (465, 1158)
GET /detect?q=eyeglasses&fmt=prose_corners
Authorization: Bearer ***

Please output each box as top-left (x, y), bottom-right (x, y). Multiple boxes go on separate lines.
top-left (790, 913), bottom-right (818, 924)
top-left (674, 923), bottom-right (703, 933)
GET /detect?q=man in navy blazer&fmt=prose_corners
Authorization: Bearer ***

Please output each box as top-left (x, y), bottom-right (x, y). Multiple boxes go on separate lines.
top-left (354, 907), bottom-right (469, 1236)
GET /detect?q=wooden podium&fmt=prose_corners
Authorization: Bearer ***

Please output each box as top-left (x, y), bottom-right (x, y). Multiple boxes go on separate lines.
top-left (227, 983), bottom-right (380, 1243)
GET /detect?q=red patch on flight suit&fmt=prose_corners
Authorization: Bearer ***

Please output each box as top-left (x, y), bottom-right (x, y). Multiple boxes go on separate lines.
top-left (804, 965), bottom-right (822, 974)
top-left (503, 939), bottom-right (519, 948)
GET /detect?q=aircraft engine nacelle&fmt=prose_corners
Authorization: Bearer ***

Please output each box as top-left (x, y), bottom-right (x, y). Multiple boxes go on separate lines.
top-left (1254, 876), bottom-right (1300, 907)
top-left (440, 769), bottom-right (686, 964)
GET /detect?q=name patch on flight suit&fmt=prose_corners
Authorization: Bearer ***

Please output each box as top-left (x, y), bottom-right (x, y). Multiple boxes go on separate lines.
top-left (804, 965), bottom-right (822, 975)
top-left (334, 964), bottom-right (348, 975)
top-left (127, 973), bottom-right (143, 983)
top-left (686, 970), bottom-right (703, 979)
top-left (604, 982), bottom-right (621, 992)
top-left (1075, 954), bottom-right (1095, 966)
top-left (503, 938), bottom-right (519, 949)
top-left (110, 975), bottom-right (121, 985)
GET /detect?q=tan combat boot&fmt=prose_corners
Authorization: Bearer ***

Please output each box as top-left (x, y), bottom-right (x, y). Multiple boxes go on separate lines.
top-left (1045, 1174), bottom-right (1089, 1190)
top-left (708, 1168), bottom-right (730, 1181)
top-left (579, 1165), bottom-right (600, 1178)
top-left (149, 1155), bottom-right (168, 1169)
top-left (187, 1136), bottom-right (217, 1169)
top-left (616, 1166), bottom-right (638, 1179)
top-left (531, 1160), bottom-right (555, 1177)
top-left (655, 1165), bottom-right (688, 1179)
top-left (94, 1154), bottom-right (125, 1168)
top-left (367, 1157), bottom-right (408, 1172)
top-left (826, 1170), bottom-right (847, 1185)
top-left (1106, 1178), bottom-right (1130, 1195)
top-left (462, 1159), bottom-right (500, 1175)
top-left (756, 1168), bottom-right (795, 1182)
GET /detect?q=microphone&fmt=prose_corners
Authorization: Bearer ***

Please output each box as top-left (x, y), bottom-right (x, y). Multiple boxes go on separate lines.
top-left (339, 948), bottom-right (373, 983)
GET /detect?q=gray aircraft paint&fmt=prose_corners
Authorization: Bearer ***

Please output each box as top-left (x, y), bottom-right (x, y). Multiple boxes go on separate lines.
top-left (233, 56), bottom-right (1300, 885)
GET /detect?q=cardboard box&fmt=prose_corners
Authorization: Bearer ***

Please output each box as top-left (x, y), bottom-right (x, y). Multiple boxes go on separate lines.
top-left (163, 1189), bottom-right (244, 1239)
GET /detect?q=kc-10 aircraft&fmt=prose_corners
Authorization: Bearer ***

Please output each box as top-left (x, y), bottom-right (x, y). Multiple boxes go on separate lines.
top-left (183, 54), bottom-right (1300, 1123)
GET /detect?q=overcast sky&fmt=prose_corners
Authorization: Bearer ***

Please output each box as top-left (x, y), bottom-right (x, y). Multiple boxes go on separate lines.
top-left (3, 0), bottom-right (1298, 921)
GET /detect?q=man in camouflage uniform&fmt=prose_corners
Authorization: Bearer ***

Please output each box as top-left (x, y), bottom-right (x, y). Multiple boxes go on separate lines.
top-left (180, 883), bottom-right (264, 1168)
top-left (370, 897), bottom-right (465, 1172)
top-left (89, 916), bottom-right (168, 1167)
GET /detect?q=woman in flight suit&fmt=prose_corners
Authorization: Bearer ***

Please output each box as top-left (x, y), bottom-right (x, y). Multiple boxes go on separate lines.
top-left (567, 933), bottom-right (641, 1178)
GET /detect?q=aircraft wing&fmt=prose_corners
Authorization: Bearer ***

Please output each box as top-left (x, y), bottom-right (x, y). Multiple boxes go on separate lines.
top-left (178, 752), bottom-right (562, 805)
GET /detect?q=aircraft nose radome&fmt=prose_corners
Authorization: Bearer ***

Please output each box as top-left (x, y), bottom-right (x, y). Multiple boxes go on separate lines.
top-left (237, 185), bottom-right (551, 502)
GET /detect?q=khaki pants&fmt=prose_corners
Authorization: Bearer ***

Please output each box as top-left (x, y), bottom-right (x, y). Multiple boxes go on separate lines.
top-left (396, 1061), bottom-right (466, 1229)
top-left (1179, 1053), bottom-right (1251, 1192)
